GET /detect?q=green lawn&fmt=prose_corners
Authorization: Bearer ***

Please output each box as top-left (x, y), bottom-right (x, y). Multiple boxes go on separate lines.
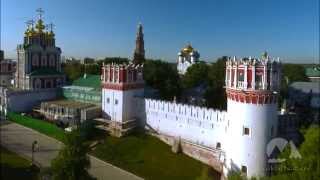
top-left (0, 146), bottom-right (39, 180)
top-left (6, 112), bottom-right (215, 179)
top-left (7, 112), bottom-right (65, 142)
top-left (91, 131), bottom-right (213, 180)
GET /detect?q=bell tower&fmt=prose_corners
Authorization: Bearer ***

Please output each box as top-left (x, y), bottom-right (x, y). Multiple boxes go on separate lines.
top-left (132, 23), bottom-right (145, 65)
top-left (225, 53), bottom-right (281, 177)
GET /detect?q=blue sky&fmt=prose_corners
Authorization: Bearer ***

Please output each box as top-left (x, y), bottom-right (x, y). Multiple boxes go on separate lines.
top-left (1, 0), bottom-right (319, 63)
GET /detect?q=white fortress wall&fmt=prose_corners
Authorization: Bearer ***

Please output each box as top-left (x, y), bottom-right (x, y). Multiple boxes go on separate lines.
top-left (143, 98), bottom-right (229, 149)
top-left (7, 88), bottom-right (60, 112)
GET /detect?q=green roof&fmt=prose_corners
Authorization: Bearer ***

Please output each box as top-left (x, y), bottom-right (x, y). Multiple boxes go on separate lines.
top-left (29, 68), bottom-right (63, 76)
top-left (72, 74), bottom-right (101, 89)
top-left (306, 66), bottom-right (320, 77)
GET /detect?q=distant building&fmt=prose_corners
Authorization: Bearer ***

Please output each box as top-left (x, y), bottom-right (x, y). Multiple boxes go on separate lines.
top-left (288, 81), bottom-right (320, 109)
top-left (0, 50), bottom-right (3, 60)
top-left (132, 23), bottom-right (145, 65)
top-left (62, 74), bottom-right (101, 105)
top-left (177, 43), bottom-right (200, 75)
top-left (305, 66), bottom-right (320, 82)
top-left (39, 74), bottom-right (101, 125)
top-left (39, 99), bottom-right (99, 126)
top-left (0, 50), bottom-right (16, 87)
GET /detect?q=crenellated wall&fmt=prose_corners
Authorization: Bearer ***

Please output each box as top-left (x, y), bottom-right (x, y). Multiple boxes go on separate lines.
top-left (100, 54), bottom-right (281, 178)
top-left (142, 98), bottom-right (229, 149)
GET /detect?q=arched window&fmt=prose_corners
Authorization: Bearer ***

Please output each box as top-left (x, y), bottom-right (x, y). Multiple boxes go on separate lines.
top-left (46, 80), bottom-right (52, 88)
top-left (56, 78), bottom-right (61, 87)
top-left (41, 55), bottom-right (47, 67)
top-left (32, 54), bottom-right (39, 67)
top-left (114, 69), bottom-right (119, 82)
top-left (216, 142), bottom-right (221, 149)
top-left (49, 55), bottom-right (55, 67)
top-left (34, 78), bottom-right (41, 89)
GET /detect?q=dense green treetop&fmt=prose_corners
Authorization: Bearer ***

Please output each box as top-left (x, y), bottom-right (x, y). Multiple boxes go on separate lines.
top-left (143, 59), bottom-right (181, 100)
top-left (182, 62), bottom-right (209, 89)
top-left (51, 130), bottom-right (95, 180)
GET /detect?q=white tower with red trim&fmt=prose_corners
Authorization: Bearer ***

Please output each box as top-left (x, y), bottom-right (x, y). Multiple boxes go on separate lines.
top-left (225, 54), bottom-right (281, 177)
top-left (101, 63), bottom-right (144, 137)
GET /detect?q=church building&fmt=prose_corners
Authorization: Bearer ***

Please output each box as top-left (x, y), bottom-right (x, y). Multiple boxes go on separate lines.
top-left (15, 8), bottom-right (65, 90)
top-left (0, 9), bottom-right (65, 115)
top-left (177, 43), bottom-right (200, 75)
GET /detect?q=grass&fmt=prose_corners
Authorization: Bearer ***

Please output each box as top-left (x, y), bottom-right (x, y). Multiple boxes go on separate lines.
top-left (7, 112), bottom-right (65, 142)
top-left (91, 131), bottom-right (212, 180)
top-left (6, 112), bottom-right (213, 179)
top-left (0, 146), bottom-right (39, 180)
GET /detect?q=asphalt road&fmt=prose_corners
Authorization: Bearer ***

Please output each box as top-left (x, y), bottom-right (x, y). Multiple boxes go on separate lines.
top-left (0, 122), bottom-right (143, 180)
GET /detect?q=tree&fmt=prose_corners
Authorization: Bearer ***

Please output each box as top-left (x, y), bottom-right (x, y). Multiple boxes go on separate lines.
top-left (83, 57), bottom-right (95, 64)
top-left (273, 126), bottom-right (320, 180)
top-left (143, 59), bottom-right (181, 100)
top-left (62, 61), bottom-right (84, 82)
top-left (84, 63), bottom-right (100, 75)
top-left (96, 57), bottom-right (129, 66)
top-left (196, 166), bottom-right (222, 180)
top-left (51, 130), bottom-right (95, 180)
top-left (282, 64), bottom-right (308, 83)
top-left (279, 63), bottom-right (309, 108)
top-left (182, 62), bottom-right (209, 89)
top-left (205, 56), bottom-right (227, 109)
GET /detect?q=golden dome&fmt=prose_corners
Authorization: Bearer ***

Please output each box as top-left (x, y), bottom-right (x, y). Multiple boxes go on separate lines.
top-left (35, 19), bottom-right (45, 32)
top-left (182, 44), bottom-right (194, 53)
top-left (25, 28), bottom-right (35, 37)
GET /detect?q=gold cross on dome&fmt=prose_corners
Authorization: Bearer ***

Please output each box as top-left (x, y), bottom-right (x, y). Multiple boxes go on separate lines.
top-left (47, 23), bottom-right (55, 32)
top-left (36, 8), bottom-right (44, 19)
top-left (26, 20), bottom-right (35, 28)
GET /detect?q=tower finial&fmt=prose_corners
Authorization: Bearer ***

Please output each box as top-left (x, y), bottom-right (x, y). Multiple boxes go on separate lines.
top-left (35, 8), bottom-right (45, 32)
top-left (48, 23), bottom-right (55, 32)
top-left (26, 20), bottom-right (35, 29)
top-left (36, 8), bottom-right (44, 20)
top-left (132, 22), bottom-right (145, 65)
top-left (262, 51), bottom-right (268, 59)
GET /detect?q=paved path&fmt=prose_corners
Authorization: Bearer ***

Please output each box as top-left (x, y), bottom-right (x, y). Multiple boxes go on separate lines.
top-left (0, 122), bottom-right (143, 180)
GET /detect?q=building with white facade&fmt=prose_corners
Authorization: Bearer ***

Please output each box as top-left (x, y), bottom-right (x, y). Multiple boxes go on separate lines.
top-left (177, 43), bottom-right (200, 75)
top-left (0, 9), bottom-right (65, 118)
top-left (99, 53), bottom-right (282, 178)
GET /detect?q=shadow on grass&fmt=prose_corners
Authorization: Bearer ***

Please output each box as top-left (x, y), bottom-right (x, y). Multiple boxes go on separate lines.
top-left (0, 164), bottom-right (39, 180)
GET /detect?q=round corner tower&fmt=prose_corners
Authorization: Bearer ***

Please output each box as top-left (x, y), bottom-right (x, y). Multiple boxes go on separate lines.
top-left (225, 54), bottom-right (281, 177)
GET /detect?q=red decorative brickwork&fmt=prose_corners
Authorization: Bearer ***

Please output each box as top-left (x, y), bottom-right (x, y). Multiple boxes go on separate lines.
top-left (102, 82), bottom-right (144, 91)
top-left (226, 89), bottom-right (277, 104)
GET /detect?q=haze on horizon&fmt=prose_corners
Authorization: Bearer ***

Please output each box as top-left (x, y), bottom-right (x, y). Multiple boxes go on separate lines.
top-left (1, 0), bottom-right (319, 64)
